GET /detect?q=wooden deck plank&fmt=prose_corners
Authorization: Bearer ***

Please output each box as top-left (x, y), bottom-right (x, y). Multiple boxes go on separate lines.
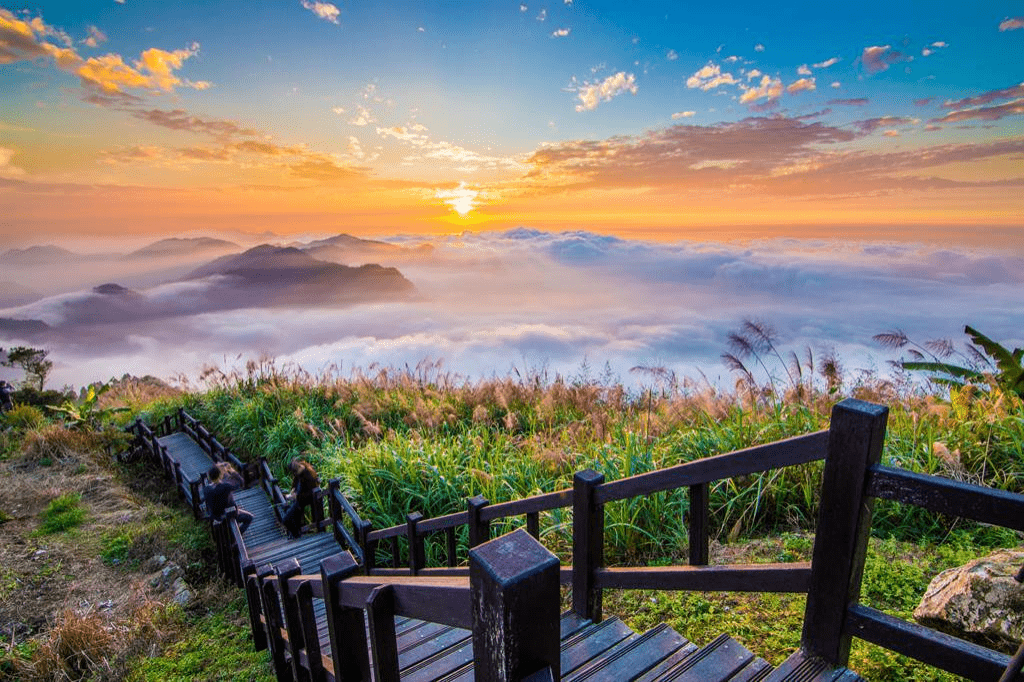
top-left (652, 634), bottom-right (755, 682)
top-left (565, 624), bottom-right (688, 682)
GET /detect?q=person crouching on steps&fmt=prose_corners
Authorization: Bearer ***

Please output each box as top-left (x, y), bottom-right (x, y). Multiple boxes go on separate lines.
top-left (283, 459), bottom-right (318, 539)
top-left (205, 464), bottom-right (253, 534)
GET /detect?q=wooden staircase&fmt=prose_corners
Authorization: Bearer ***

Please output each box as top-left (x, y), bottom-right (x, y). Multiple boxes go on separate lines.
top-left (126, 400), bottom-right (1024, 682)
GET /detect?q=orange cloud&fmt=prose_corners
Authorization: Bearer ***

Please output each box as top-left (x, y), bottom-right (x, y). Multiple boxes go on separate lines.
top-left (0, 10), bottom-right (204, 96)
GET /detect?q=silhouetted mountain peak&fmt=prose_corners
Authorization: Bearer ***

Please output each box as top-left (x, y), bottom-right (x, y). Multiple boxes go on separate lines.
top-left (186, 245), bottom-right (321, 279)
top-left (93, 283), bottom-right (133, 295)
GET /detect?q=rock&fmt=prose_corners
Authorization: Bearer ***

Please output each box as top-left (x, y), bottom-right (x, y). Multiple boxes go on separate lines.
top-left (141, 554), bottom-right (168, 573)
top-left (170, 577), bottom-right (193, 607)
top-left (914, 548), bottom-right (1024, 653)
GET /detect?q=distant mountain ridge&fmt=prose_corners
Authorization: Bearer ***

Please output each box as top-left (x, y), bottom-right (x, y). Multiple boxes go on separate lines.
top-left (183, 244), bottom-right (415, 306)
top-left (0, 243), bottom-right (416, 341)
top-left (125, 237), bottom-right (240, 259)
top-left (0, 245), bottom-right (85, 265)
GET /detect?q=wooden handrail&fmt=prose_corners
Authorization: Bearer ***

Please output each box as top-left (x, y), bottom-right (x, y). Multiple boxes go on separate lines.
top-left (595, 429), bottom-right (829, 504)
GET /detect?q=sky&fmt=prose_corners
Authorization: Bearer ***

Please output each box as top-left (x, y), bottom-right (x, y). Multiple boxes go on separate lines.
top-left (1, 1), bottom-right (1023, 243)
top-left (0, 2), bottom-right (1022, 389)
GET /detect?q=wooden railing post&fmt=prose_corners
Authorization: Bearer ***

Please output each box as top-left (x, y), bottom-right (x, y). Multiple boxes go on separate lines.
top-left (573, 468), bottom-right (605, 622)
top-left (176, 407), bottom-right (185, 430)
top-left (358, 520), bottom-right (375, 574)
top-left (189, 477), bottom-right (203, 520)
top-left (688, 482), bottom-right (710, 566)
top-left (258, 563), bottom-right (291, 681)
top-left (311, 487), bottom-right (326, 532)
top-left (406, 512), bottom-right (425, 574)
top-left (366, 585), bottom-right (399, 682)
top-left (801, 398), bottom-right (888, 666)
top-left (470, 528), bottom-right (561, 681)
top-left (468, 495), bottom-right (491, 547)
top-left (296, 579), bottom-right (324, 682)
top-left (242, 561), bottom-right (267, 651)
top-left (275, 558), bottom-right (308, 682)
top-left (445, 527), bottom-right (458, 567)
top-left (320, 552), bottom-right (368, 681)
top-left (211, 518), bottom-right (227, 577)
top-left (328, 480), bottom-right (344, 547)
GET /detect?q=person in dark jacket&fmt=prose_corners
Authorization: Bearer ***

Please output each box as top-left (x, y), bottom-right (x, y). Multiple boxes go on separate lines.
top-left (204, 464), bottom-right (253, 534)
top-left (0, 381), bottom-right (13, 413)
top-left (282, 459), bottom-right (318, 538)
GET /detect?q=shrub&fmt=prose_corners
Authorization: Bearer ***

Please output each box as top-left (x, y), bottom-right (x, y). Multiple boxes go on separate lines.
top-left (2, 404), bottom-right (45, 430)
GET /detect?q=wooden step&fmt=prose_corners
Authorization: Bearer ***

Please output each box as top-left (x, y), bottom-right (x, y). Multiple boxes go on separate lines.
top-left (564, 623), bottom-right (690, 682)
top-left (763, 650), bottom-right (864, 682)
top-left (651, 633), bottom-right (769, 682)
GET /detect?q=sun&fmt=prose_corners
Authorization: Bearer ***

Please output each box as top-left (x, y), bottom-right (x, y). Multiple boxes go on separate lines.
top-left (436, 181), bottom-right (479, 217)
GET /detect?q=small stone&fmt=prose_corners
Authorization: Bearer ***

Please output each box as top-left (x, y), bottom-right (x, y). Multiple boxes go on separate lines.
top-left (141, 555), bottom-right (167, 572)
top-left (170, 578), bottom-right (192, 607)
top-left (98, 600), bottom-right (114, 610)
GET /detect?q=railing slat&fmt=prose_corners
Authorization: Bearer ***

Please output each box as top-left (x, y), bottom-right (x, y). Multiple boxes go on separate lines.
top-left (867, 466), bottom-right (1024, 531)
top-left (846, 605), bottom-right (1012, 681)
top-left (595, 564), bottom-right (811, 592)
top-left (596, 430), bottom-right (829, 504)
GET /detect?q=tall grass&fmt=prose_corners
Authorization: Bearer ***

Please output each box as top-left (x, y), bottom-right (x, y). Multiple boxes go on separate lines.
top-left (137, 358), bottom-right (1024, 564)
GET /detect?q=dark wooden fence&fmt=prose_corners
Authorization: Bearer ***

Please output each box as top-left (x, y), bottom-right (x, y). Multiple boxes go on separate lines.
top-left (133, 399), bottom-right (1024, 682)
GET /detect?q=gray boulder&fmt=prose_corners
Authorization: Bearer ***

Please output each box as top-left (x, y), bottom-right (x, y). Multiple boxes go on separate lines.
top-left (914, 548), bottom-right (1024, 653)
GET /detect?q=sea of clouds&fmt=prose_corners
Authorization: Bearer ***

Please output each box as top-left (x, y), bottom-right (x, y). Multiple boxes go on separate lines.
top-left (2, 228), bottom-right (1022, 391)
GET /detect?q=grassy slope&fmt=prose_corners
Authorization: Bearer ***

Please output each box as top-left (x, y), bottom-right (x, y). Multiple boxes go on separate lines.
top-left (3, 366), bottom-right (1022, 680)
top-left (0, 421), bottom-right (273, 682)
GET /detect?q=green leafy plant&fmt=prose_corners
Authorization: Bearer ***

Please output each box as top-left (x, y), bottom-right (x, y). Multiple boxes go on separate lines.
top-left (875, 325), bottom-right (1024, 398)
top-left (35, 493), bottom-right (87, 535)
top-left (46, 382), bottom-right (130, 430)
top-left (2, 403), bottom-right (44, 430)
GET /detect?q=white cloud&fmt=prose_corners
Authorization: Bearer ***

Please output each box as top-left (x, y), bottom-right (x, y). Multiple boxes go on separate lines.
top-left (537, 8), bottom-right (547, 21)
top-left (520, 4), bottom-right (528, 12)
top-left (813, 57), bottom-right (840, 69)
top-left (739, 74), bottom-right (782, 103)
top-left (332, 106), bottom-right (346, 114)
top-left (922, 41), bottom-right (947, 57)
top-left (671, 111), bottom-right (696, 119)
top-left (301, 0), bottom-right (340, 24)
top-left (551, 28), bottom-right (570, 38)
top-left (574, 71), bottom-right (638, 112)
top-left (746, 69), bottom-right (762, 81)
top-left (666, 49), bottom-right (678, 61)
top-left (831, 81), bottom-right (841, 88)
top-left (686, 63), bottom-right (737, 90)
top-left (787, 77), bottom-right (816, 94)
top-left (754, 43), bottom-right (765, 52)
top-left (797, 64), bottom-right (811, 76)
top-left (349, 105), bottom-right (375, 126)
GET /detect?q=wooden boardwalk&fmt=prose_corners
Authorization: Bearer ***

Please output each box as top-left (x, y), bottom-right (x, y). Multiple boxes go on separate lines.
top-left (129, 401), bottom-right (1024, 682)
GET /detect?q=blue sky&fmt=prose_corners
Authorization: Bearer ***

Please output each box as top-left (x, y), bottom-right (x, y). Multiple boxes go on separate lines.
top-left (1, 1), bottom-right (1022, 239)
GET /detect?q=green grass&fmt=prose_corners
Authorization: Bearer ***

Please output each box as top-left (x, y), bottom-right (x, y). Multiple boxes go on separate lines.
top-left (138, 364), bottom-right (1024, 565)
top-left (126, 599), bottom-right (273, 682)
top-left (124, 363), bottom-right (1023, 680)
top-left (34, 492), bottom-right (87, 535)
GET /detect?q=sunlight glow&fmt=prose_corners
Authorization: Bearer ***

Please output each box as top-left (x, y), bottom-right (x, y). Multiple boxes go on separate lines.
top-left (436, 182), bottom-right (478, 216)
